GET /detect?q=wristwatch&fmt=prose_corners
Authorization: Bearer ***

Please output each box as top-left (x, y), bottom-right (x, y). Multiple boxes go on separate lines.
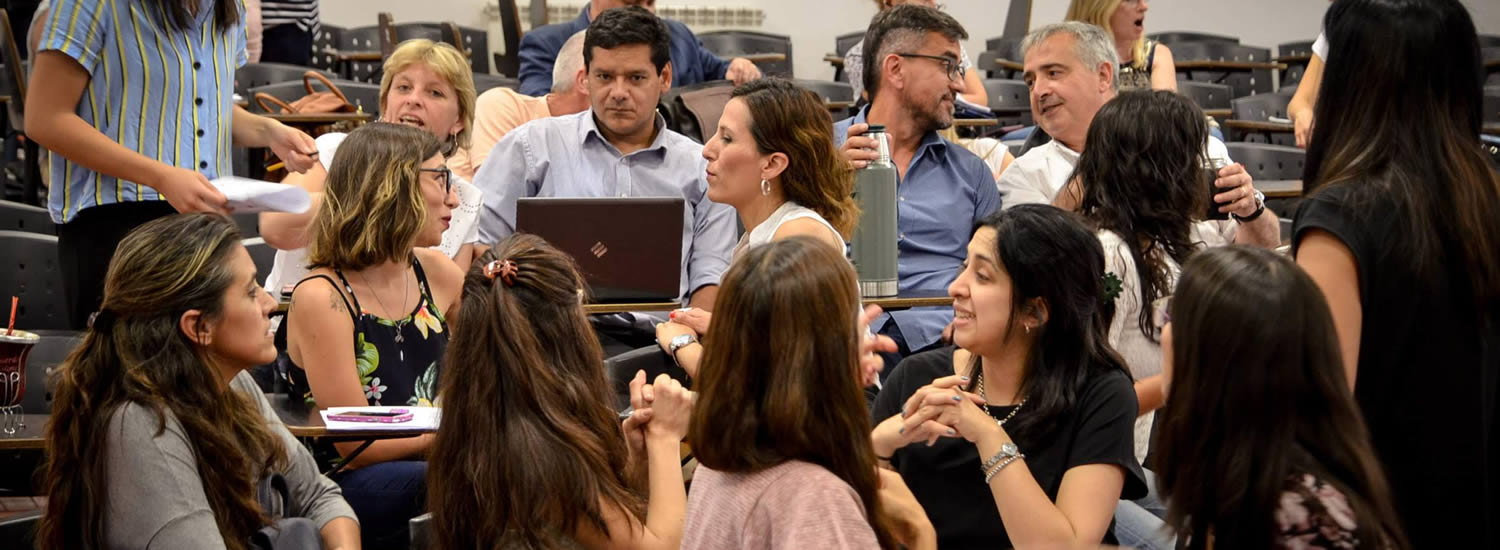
top-left (1232, 188), bottom-right (1267, 222)
top-left (668, 333), bottom-right (698, 364)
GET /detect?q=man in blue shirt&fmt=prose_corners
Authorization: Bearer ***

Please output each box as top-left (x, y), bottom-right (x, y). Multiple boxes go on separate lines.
top-left (836, 5), bottom-right (1002, 373)
top-left (516, 0), bottom-right (761, 96)
top-left (475, 6), bottom-right (735, 353)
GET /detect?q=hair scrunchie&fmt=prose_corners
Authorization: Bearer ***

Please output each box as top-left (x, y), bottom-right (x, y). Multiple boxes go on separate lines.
top-left (88, 309), bottom-right (117, 333)
top-left (483, 259), bottom-right (520, 287)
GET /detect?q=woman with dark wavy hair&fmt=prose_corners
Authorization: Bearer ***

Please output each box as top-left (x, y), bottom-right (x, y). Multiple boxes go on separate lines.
top-left (40, 213), bottom-right (358, 550)
top-left (1075, 89), bottom-right (1278, 462)
top-left (1156, 246), bottom-right (1407, 550)
top-left (875, 205), bottom-right (1145, 548)
top-left (427, 233), bottom-right (694, 550)
top-left (656, 77), bottom-right (860, 377)
top-left (1293, 0), bottom-right (1500, 546)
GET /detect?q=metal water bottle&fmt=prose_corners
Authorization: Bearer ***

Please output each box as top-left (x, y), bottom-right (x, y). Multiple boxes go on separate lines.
top-left (851, 125), bottom-right (899, 298)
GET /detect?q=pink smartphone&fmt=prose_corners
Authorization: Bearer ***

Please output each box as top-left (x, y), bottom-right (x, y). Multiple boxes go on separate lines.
top-left (326, 409), bottom-right (413, 423)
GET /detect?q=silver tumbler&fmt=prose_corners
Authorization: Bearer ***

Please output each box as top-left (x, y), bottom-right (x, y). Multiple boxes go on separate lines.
top-left (851, 125), bottom-right (899, 298)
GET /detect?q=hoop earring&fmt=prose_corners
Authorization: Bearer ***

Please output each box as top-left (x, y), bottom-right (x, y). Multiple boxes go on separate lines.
top-left (760, 179), bottom-right (771, 196)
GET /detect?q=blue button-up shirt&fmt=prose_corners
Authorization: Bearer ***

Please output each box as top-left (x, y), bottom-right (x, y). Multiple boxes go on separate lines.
top-left (834, 107), bottom-right (1003, 350)
top-left (41, 0), bottom-right (246, 223)
top-left (516, 5), bottom-right (732, 97)
top-left (473, 109), bottom-right (735, 313)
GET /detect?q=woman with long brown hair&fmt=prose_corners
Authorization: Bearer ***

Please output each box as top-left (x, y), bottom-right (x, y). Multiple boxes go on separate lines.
top-left (1292, 0), bottom-right (1500, 546)
top-left (283, 122), bottom-right (464, 549)
top-left (655, 77), bottom-right (860, 377)
top-left (426, 234), bottom-right (694, 550)
top-left (682, 236), bottom-right (935, 550)
top-left (40, 213), bottom-right (358, 550)
top-left (1156, 246), bottom-right (1407, 549)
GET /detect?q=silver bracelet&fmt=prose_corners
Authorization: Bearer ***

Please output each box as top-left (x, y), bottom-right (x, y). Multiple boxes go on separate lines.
top-left (983, 454), bottom-right (1024, 484)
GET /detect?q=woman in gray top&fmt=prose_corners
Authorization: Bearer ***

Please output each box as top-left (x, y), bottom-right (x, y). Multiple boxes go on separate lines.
top-left (39, 213), bottom-right (360, 550)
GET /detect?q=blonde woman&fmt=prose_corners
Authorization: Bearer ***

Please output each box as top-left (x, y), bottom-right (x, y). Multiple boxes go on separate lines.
top-left (261, 38), bottom-right (481, 298)
top-left (284, 122), bottom-right (464, 550)
top-left (1066, 0), bottom-right (1177, 91)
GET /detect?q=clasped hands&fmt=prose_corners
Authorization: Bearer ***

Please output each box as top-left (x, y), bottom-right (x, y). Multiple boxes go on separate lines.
top-left (874, 375), bottom-right (1008, 455)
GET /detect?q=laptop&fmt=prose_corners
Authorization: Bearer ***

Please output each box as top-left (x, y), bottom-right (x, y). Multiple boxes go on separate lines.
top-left (515, 197), bottom-right (685, 303)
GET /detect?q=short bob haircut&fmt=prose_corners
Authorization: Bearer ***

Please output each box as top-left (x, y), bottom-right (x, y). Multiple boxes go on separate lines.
top-left (306, 122), bottom-right (444, 271)
top-left (379, 39), bottom-right (478, 151)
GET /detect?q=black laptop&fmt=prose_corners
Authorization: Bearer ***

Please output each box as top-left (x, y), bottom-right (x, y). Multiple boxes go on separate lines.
top-left (515, 197), bottom-right (685, 303)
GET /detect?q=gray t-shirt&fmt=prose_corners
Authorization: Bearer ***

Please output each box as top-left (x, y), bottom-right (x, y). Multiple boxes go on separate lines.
top-left (102, 371), bottom-right (356, 549)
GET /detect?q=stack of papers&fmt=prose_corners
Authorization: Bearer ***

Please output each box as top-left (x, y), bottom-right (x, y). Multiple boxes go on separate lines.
top-left (211, 176), bottom-right (312, 214)
top-left (319, 406), bottom-right (441, 431)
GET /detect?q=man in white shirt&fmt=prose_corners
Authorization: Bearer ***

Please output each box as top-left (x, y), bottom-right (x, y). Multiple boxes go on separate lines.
top-left (997, 22), bottom-right (1273, 250)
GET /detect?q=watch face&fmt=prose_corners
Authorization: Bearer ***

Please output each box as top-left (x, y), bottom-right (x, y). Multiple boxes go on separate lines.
top-left (1001, 442), bottom-right (1019, 456)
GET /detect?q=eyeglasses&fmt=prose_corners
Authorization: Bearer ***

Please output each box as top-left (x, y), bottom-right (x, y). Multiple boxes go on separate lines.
top-left (420, 166), bottom-right (452, 195)
top-left (895, 53), bottom-right (966, 82)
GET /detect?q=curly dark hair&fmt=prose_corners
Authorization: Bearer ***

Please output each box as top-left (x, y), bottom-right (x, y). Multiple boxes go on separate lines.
top-left (1073, 89), bottom-right (1209, 342)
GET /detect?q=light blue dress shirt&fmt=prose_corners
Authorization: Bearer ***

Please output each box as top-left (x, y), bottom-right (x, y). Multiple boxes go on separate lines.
top-left (41, 0), bottom-right (248, 223)
top-left (834, 107), bottom-right (1003, 350)
top-left (473, 109), bottom-right (735, 315)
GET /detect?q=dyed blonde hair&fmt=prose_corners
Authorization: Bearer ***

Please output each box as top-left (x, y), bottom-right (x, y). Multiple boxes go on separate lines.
top-left (379, 39), bottom-right (477, 151)
top-left (307, 122), bottom-right (444, 271)
top-left (1065, 0), bottom-right (1148, 70)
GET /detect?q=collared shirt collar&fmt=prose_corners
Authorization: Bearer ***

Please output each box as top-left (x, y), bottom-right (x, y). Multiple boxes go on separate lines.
top-left (850, 104), bottom-right (949, 162)
top-left (579, 109), bottom-right (673, 157)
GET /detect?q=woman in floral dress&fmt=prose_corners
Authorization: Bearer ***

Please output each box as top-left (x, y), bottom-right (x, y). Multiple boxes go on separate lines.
top-left (283, 122), bottom-right (465, 550)
top-left (1153, 247), bottom-right (1407, 550)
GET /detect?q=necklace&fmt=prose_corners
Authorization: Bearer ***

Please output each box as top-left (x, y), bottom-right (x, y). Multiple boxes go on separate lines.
top-left (975, 368), bottom-right (1026, 427)
top-left (356, 267), bottom-right (412, 347)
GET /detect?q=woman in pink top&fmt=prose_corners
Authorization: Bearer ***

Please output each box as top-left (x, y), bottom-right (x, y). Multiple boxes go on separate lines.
top-left (680, 236), bottom-right (936, 550)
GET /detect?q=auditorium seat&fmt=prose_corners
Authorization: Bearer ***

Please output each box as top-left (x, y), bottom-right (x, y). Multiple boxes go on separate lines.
top-left (0, 231), bottom-right (68, 330)
top-left (235, 63), bottom-right (337, 94)
top-left (0, 200), bottom-right (53, 235)
top-left (697, 30), bottom-right (793, 77)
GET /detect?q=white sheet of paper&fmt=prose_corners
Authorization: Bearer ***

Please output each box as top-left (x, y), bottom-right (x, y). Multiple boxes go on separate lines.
top-left (211, 176), bottom-right (312, 214)
top-left (319, 406), bottom-right (441, 431)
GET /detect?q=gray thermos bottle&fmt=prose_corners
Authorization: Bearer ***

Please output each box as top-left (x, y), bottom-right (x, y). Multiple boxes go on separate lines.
top-left (851, 125), bottom-right (899, 298)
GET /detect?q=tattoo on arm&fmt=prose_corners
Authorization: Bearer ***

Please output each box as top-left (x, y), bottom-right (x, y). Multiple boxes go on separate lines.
top-left (329, 286), bottom-right (346, 313)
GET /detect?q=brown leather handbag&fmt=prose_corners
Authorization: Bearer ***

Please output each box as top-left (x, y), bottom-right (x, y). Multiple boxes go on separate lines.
top-left (253, 71), bottom-right (358, 115)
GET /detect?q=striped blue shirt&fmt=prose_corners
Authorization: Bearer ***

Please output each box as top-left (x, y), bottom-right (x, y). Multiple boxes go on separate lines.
top-left (41, 0), bottom-right (248, 223)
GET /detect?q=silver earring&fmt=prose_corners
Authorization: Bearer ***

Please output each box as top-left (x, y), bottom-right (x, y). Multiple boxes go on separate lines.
top-left (760, 179), bottom-right (770, 196)
top-left (1024, 324), bottom-right (1031, 334)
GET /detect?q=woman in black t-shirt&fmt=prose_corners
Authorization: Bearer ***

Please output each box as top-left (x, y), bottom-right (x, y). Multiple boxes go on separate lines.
top-left (1291, 1), bottom-right (1500, 547)
top-left (871, 205), bottom-right (1146, 549)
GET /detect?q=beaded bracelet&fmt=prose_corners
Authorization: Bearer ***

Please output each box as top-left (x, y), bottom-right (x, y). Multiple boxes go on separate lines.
top-left (983, 454), bottom-right (1024, 484)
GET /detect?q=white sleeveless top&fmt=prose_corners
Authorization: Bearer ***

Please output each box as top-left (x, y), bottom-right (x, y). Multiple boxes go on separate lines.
top-left (263, 132), bottom-right (483, 298)
top-left (733, 201), bottom-right (843, 259)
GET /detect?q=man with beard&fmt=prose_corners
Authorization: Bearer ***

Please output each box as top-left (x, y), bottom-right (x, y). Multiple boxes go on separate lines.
top-left (474, 7), bottom-right (735, 353)
top-left (836, 4), bottom-right (1002, 374)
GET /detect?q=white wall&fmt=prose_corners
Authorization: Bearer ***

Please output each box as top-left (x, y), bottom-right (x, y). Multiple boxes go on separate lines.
top-left (320, 0), bottom-right (1499, 79)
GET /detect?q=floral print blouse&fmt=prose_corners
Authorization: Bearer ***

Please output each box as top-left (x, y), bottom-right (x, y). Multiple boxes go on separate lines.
top-left (1274, 473), bottom-right (1371, 549)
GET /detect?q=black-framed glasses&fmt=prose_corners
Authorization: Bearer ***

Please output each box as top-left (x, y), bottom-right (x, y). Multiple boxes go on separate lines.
top-left (420, 166), bottom-right (452, 194)
top-left (896, 53), bottom-right (965, 81)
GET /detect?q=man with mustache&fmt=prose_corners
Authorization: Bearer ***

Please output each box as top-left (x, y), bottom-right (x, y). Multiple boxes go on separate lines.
top-left (836, 4), bottom-right (1002, 375)
top-left (474, 6), bottom-right (735, 353)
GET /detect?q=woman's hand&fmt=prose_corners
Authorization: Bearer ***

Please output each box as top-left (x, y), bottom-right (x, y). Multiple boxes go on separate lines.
top-left (860, 305), bottom-right (897, 387)
top-left (668, 307), bottom-right (712, 335)
top-left (266, 121), bottom-right (319, 173)
top-left (622, 370), bottom-right (656, 482)
top-left (655, 321), bottom-right (697, 356)
top-left (901, 375), bottom-right (1001, 445)
top-left (877, 469), bottom-right (937, 550)
top-left (645, 374), bottom-right (694, 442)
